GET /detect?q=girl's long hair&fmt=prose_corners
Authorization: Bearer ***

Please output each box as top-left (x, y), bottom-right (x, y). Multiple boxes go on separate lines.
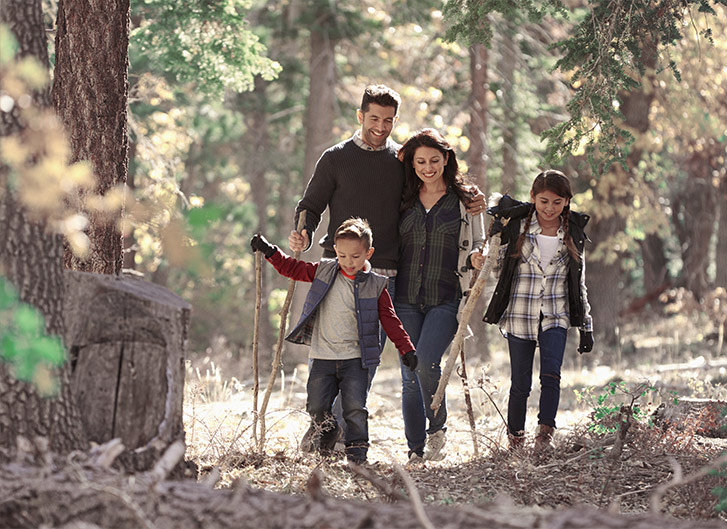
top-left (398, 128), bottom-right (473, 211)
top-left (512, 169), bottom-right (580, 261)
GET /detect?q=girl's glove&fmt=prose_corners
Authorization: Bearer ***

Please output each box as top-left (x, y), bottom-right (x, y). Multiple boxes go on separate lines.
top-left (578, 331), bottom-right (594, 354)
top-left (401, 351), bottom-right (418, 371)
top-left (250, 233), bottom-right (276, 258)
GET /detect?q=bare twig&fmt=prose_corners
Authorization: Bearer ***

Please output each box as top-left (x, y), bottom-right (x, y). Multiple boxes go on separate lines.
top-left (258, 211), bottom-right (307, 452)
top-left (432, 233), bottom-right (502, 412)
top-left (650, 453), bottom-right (727, 514)
top-left (393, 464), bottom-right (436, 529)
top-left (348, 463), bottom-right (407, 501)
top-left (148, 440), bottom-right (186, 483)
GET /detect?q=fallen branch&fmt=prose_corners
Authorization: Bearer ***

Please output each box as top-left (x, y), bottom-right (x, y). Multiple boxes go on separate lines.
top-left (432, 233), bottom-right (501, 412)
top-left (258, 211), bottom-right (306, 452)
top-left (393, 464), bottom-right (436, 529)
top-left (650, 453), bottom-right (727, 514)
top-left (348, 463), bottom-right (407, 501)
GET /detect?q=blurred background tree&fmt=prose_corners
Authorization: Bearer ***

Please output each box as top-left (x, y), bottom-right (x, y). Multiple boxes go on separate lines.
top-left (3, 0), bottom-right (726, 399)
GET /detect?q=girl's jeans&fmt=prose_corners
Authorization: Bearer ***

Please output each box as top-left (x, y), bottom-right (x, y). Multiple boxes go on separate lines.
top-left (395, 300), bottom-right (459, 456)
top-left (506, 325), bottom-right (568, 436)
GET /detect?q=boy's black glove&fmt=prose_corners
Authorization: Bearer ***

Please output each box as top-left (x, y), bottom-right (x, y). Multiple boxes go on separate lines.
top-left (578, 331), bottom-right (594, 354)
top-left (401, 351), bottom-right (418, 371)
top-left (250, 233), bottom-right (276, 258)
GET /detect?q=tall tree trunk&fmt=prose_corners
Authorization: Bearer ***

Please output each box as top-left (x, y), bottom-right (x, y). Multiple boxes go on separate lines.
top-left (0, 0), bottom-right (86, 458)
top-left (53, 0), bottom-right (130, 275)
top-left (468, 43), bottom-right (489, 194)
top-left (498, 21), bottom-right (517, 193)
top-left (672, 146), bottom-right (719, 300)
top-left (588, 40), bottom-right (658, 345)
top-left (289, 10), bottom-right (337, 362)
top-left (717, 173), bottom-right (727, 289)
top-left (639, 233), bottom-right (670, 295)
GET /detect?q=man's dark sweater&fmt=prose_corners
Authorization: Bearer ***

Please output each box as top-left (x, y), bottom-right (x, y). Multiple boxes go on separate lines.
top-left (295, 138), bottom-right (404, 270)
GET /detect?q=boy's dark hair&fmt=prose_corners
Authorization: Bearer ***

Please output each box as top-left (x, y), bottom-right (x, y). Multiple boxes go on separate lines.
top-left (334, 217), bottom-right (373, 250)
top-left (360, 84), bottom-right (401, 115)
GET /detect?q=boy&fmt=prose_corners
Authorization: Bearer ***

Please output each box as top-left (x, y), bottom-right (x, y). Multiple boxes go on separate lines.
top-left (250, 217), bottom-right (417, 464)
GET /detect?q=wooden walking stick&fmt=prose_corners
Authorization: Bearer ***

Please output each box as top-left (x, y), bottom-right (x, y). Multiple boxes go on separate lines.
top-left (251, 249), bottom-right (263, 445)
top-left (257, 211), bottom-right (307, 452)
top-left (431, 230), bottom-right (504, 413)
top-left (457, 344), bottom-right (479, 457)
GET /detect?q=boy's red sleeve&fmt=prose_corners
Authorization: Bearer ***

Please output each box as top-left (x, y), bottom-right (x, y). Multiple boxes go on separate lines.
top-left (377, 289), bottom-right (415, 354)
top-left (267, 249), bottom-right (318, 282)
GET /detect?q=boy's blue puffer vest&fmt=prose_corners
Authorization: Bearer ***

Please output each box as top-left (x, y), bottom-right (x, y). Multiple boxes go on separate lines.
top-left (285, 259), bottom-right (389, 368)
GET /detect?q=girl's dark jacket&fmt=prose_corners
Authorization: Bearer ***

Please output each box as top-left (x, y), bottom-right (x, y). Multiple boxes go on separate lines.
top-left (483, 195), bottom-right (591, 328)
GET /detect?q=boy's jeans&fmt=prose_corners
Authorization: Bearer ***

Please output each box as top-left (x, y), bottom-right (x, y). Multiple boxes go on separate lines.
top-left (306, 358), bottom-right (369, 462)
top-left (330, 275), bottom-right (395, 433)
top-left (506, 326), bottom-right (568, 436)
top-left (395, 300), bottom-right (459, 457)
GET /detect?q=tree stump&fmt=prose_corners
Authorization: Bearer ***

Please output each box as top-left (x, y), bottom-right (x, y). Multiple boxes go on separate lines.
top-left (64, 271), bottom-right (191, 471)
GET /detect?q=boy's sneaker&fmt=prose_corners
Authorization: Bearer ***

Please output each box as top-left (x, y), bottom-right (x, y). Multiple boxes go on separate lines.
top-left (423, 430), bottom-right (446, 461)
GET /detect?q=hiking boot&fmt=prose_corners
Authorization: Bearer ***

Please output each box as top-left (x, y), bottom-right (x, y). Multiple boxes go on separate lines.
top-left (533, 424), bottom-right (555, 458)
top-left (508, 433), bottom-right (525, 451)
top-left (423, 430), bottom-right (446, 461)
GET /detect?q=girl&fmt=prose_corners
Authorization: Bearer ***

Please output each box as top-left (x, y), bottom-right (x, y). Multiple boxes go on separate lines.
top-left (396, 129), bottom-right (485, 463)
top-left (484, 170), bottom-right (594, 454)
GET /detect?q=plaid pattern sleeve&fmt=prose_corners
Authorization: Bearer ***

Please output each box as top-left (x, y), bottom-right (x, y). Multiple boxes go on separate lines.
top-left (501, 217), bottom-right (571, 341)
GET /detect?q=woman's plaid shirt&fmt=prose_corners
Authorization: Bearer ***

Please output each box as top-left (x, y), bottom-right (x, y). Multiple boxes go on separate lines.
top-left (493, 212), bottom-right (593, 341)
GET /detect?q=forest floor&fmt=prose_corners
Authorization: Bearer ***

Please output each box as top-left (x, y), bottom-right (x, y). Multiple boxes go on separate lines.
top-left (183, 312), bottom-right (727, 524)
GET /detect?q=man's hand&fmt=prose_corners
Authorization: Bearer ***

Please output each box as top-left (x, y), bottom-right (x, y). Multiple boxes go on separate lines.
top-left (250, 233), bottom-right (277, 258)
top-left (288, 228), bottom-right (309, 253)
top-left (578, 331), bottom-right (594, 354)
top-left (465, 188), bottom-right (486, 216)
top-left (401, 351), bottom-right (418, 371)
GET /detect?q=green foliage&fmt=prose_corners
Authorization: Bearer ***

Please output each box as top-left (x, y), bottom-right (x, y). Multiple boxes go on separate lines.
top-left (0, 277), bottom-right (65, 395)
top-left (131, 0), bottom-right (281, 97)
top-left (443, 0), bottom-right (727, 173)
top-left (575, 381), bottom-right (658, 435)
top-left (443, 0), bottom-right (566, 47)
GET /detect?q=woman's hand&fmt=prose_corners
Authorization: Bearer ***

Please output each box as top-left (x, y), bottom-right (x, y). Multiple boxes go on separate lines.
top-left (471, 251), bottom-right (485, 270)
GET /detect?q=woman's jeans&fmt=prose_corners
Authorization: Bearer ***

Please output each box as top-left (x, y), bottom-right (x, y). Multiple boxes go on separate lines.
top-left (306, 358), bottom-right (370, 461)
top-left (395, 300), bottom-right (459, 456)
top-left (506, 326), bottom-right (568, 436)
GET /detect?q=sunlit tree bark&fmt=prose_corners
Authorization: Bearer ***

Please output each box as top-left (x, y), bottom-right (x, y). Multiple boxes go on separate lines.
top-left (0, 0), bottom-right (86, 458)
top-left (53, 0), bottom-right (130, 274)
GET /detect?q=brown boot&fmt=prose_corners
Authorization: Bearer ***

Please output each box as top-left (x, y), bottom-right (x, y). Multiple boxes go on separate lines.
top-left (533, 424), bottom-right (554, 458)
top-left (508, 433), bottom-right (525, 451)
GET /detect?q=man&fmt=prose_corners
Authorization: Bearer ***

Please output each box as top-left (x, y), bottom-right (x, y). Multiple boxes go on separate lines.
top-left (289, 84), bottom-right (485, 452)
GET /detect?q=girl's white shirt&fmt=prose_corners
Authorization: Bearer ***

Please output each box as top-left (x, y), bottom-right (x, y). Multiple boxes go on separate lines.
top-left (536, 234), bottom-right (559, 269)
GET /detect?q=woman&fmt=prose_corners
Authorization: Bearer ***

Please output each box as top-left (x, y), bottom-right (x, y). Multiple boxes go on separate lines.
top-left (395, 128), bottom-right (485, 463)
top-left (484, 170), bottom-right (594, 456)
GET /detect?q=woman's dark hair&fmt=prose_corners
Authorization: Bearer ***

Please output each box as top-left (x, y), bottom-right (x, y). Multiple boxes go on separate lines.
top-left (397, 128), bottom-right (473, 211)
top-left (512, 169), bottom-right (580, 261)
